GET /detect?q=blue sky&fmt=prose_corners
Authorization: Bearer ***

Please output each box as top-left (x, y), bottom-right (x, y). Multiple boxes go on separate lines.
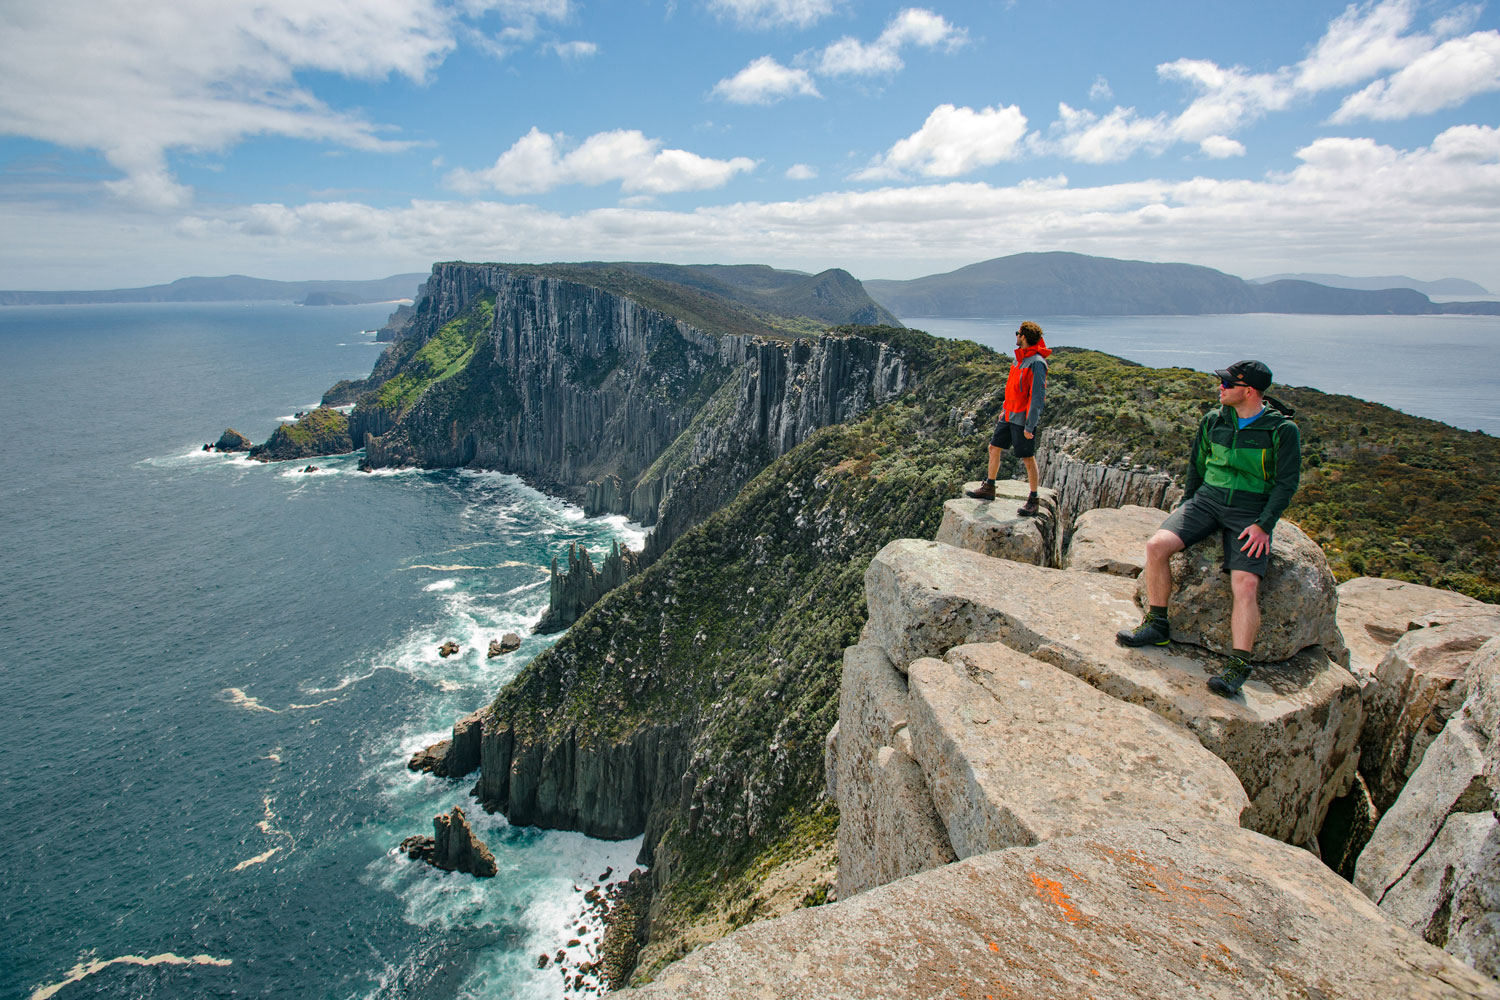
top-left (2, 0), bottom-right (1499, 289)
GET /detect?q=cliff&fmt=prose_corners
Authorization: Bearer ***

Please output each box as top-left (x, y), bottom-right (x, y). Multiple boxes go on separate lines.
top-left (247, 406), bottom-right (354, 462)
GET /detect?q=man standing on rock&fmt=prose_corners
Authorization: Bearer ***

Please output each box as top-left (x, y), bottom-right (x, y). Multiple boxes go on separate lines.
top-left (966, 321), bottom-right (1050, 517)
top-left (1116, 360), bottom-right (1301, 698)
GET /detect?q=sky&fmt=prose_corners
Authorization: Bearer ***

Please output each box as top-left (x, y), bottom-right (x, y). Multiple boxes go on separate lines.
top-left (2, 0), bottom-right (1499, 290)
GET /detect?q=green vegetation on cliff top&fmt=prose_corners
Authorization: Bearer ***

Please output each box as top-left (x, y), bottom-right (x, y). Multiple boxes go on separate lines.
top-left (487, 324), bottom-right (1497, 981)
top-left (375, 293), bottom-right (495, 414)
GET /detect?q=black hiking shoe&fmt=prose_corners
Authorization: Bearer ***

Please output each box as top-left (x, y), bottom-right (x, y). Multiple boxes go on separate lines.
top-left (1116, 612), bottom-right (1170, 647)
top-left (1017, 495), bottom-right (1040, 517)
top-left (965, 480), bottom-right (996, 500)
top-left (1208, 658), bottom-right (1253, 697)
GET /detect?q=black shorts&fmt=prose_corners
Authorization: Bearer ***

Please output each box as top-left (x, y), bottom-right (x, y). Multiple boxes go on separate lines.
top-left (989, 419), bottom-right (1036, 458)
top-left (1159, 487), bottom-right (1271, 576)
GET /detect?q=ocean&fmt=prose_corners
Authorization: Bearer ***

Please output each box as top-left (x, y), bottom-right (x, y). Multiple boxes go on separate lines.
top-left (3, 302), bottom-right (1497, 1000)
top-left (0, 303), bottom-right (643, 1000)
top-left (906, 313), bottom-right (1500, 436)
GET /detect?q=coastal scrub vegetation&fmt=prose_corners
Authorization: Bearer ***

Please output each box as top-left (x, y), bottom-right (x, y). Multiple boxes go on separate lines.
top-left (486, 324), bottom-right (1498, 982)
top-left (374, 292), bottom-right (495, 415)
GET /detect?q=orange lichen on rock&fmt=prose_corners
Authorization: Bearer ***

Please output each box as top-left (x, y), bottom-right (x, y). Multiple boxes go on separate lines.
top-left (1030, 872), bottom-right (1084, 924)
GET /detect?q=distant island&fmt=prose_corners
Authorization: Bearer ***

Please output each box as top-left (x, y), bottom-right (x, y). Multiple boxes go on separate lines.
top-left (863, 252), bottom-right (1500, 318)
top-left (0, 273), bottom-right (426, 307)
top-left (1249, 273), bottom-right (1491, 296)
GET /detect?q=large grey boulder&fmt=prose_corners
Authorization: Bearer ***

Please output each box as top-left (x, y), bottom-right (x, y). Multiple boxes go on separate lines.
top-left (1362, 610), bottom-right (1500, 811)
top-left (1062, 503), bottom-right (1165, 577)
top-left (935, 483), bottom-right (1056, 565)
top-left (906, 643), bottom-right (1247, 859)
top-left (1136, 517), bottom-right (1349, 665)
top-left (1338, 577), bottom-right (1490, 684)
top-left (834, 644), bottom-right (954, 897)
top-left (864, 539), bottom-right (1362, 845)
top-left (611, 822), bottom-right (1500, 1000)
top-left (1357, 637), bottom-right (1500, 978)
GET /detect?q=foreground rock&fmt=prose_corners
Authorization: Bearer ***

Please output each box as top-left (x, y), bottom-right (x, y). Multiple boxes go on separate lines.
top-left (864, 539), bottom-right (1361, 845)
top-left (408, 708), bottom-right (487, 777)
top-left (400, 806), bottom-right (497, 877)
top-left (1062, 503), bottom-right (1165, 577)
top-left (1338, 577), bottom-right (1491, 684)
top-left (247, 406), bottom-right (355, 463)
top-left (1136, 517), bottom-right (1349, 665)
top-left (1361, 609), bottom-right (1500, 811)
top-left (213, 428), bottom-right (252, 452)
top-left (934, 483), bottom-right (1057, 565)
top-left (611, 822), bottom-right (1500, 1000)
top-left (1357, 637), bottom-right (1500, 978)
top-left (906, 643), bottom-right (1248, 859)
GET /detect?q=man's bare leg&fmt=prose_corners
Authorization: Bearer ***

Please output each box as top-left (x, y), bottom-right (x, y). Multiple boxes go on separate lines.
top-left (1229, 570), bottom-right (1261, 652)
top-left (1022, 455), bottom-right (1038, 494)
top-left (1143, 529), bottom-right (1185, 608)
top-left (987, 444), bottom-right (1002, 481)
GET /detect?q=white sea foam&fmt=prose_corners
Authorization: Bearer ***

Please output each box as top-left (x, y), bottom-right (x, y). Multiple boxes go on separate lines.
top-left (423, 579), bottom-right (458, 592)
top-left (32, 952), bottom-right (233, 1000)
top-left (222, 687), bottom-right (344, 714)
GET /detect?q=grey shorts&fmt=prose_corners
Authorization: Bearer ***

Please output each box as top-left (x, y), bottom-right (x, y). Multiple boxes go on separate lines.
top-left (1159, 488), bottom-right (1271, 576)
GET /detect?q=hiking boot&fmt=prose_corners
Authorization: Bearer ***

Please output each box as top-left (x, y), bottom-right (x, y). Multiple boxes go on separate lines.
top-left (1208, 658), bottom-right (1253, 697)
top-left (1017, 495), bottom-right (1040, 517)
top-left (1116, 612), bottom-right (1170, 647)
top-left (964, 480), bottom-right (996, 500)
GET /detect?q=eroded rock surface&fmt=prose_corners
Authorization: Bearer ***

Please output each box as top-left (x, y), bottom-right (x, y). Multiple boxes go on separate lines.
top-left (400, 805), bottom-right (498, 878)
top-left (934, 484), bottom-right (1057, 565)
top-left (408, 707), bottom-right (487, 777)
top-left (906, 643), bottom-right (1247, 859)
top-left (213, 428), bottom-right (251, 452)
top-left (1337, 577), bottom-right (1490, 684)
top-left (864, 539), bottom-right (1362, 845)
top-left (612, 822), bottom-right (1500, 1000)
top-left (1362, 610), bottom-right (1500, 811)
top-left (1062, 503), bottom-right (1164, 577)
top-left (1136, 517), bottom-right (1349, 665)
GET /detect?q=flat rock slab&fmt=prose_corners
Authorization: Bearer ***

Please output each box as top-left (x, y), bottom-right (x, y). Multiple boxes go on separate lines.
top-left (935, 482), bottom-right (1058, 565)
top-left (1063, 503), bottom-right (1165, 577)
top-left (1137, 517), bottom-right (1349, 665)
top-left (613, 822), bottom-right (1500, 1000)
top-left (1337, 577), bottom-right (1491, 682)
top-left (907, 643), bottom-right (1247, 859)
top-left (864, 538), bottom-right (1362, 845)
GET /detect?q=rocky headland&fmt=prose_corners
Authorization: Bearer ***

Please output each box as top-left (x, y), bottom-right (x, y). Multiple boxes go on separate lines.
top-left (400, 805), bottom-right (497, 878)
top-left (286, 259), bottom-right (1500, 991)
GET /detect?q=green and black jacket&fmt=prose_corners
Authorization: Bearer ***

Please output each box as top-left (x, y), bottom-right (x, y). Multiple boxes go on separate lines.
top-left (1182, 403), bottom-right (1302, 534)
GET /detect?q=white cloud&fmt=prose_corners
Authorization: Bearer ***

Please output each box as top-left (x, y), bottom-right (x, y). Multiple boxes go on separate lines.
top-left (786, 163), bottom-right (818, 180)
top-left (712, 56), bottom-right (821, 104)
top-left (1331, 31), bottom-right (1500, 121)
top-left (1294, 0), bottom-right (1434, 92)
top-left (445, 127), bottom-right (757, 195)
top-left (858, 104), bottom-right (1028, 179)
top-left (1039, 104), bottom-right (1171, 164)
top-left (817, 7), bottom-right (966, 76)
top-left (1199, 135), bottom-right (1246, 158)
top-left (1089, 76), bottom-right (1114, 101)
top-left (705, 0), bottom-right (838, 30)
top-left (0, 0), bottom-right (577, 208)
top-left (550, 40), bottom-right (599, 60)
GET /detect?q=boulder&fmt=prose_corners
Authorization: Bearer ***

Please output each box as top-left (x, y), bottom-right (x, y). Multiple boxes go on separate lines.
top-left (1362, 610), bottom-right (1500, 811)
top-left (408, 707), bottom-right (487, 777)
top-left (1062, 503), bottom-right (1165, 577)
top-left (863, 539), bottom-right (1362, 845)
top-left (400, 805), bottom-right (497, 877)
top-left (1134, 517), bottom-right (1349, 665)
top-left (906, 643), bottom-right (1247, 860)
top-left (935, 483), bottom-right (1057, 565)
top-left (501, 632), bottom-right (522, 652)
top-left (438, 640), bottom-right (460, 658)
top-left (1337, 577), bottom-right (1490, 684)
top-left (612, 822), bottom-right (1500, 1000)
top-left (1357, 637), bottom-right (1500, 977)
top-left (834, 644), bottom-right (954, 897)
top-left (214, 428), bottom-right (252, 452)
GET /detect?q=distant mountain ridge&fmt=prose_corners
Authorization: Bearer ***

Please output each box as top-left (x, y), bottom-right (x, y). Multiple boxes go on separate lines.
top-left (0, 273), bottom-right (427, 306)
top-left (1250, 273), bottom-right (1490, 295)
top-left (864, 252), bottom-right (1500, 318)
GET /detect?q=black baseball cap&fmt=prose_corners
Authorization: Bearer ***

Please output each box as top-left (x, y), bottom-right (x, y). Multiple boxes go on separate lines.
top-left (1215, 360), bottom-right (1272, 391)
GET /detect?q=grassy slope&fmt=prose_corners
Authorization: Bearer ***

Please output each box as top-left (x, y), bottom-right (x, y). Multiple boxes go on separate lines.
top-left (374, 293), bottom-right (495, 414)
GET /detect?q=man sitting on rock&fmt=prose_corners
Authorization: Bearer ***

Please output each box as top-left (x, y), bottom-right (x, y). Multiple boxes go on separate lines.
top-left (965, 321), bottom-right (1050, 517)
top-left (1116, 360), bottom-right (1301, 697)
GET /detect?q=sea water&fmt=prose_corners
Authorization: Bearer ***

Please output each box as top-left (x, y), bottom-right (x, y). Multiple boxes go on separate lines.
top-left (907, 313), bottom-right (1500, 435)
top-left (0, 303), bottom-right (643, 1000)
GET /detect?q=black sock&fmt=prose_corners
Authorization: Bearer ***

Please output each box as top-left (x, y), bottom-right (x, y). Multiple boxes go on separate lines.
top-left (1149, 605), bottom-right (1168, 620)
top-left (1028, 491), bottom-right (1038, 500)
top-left (1232, 648), bottom-right (1252, 662)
